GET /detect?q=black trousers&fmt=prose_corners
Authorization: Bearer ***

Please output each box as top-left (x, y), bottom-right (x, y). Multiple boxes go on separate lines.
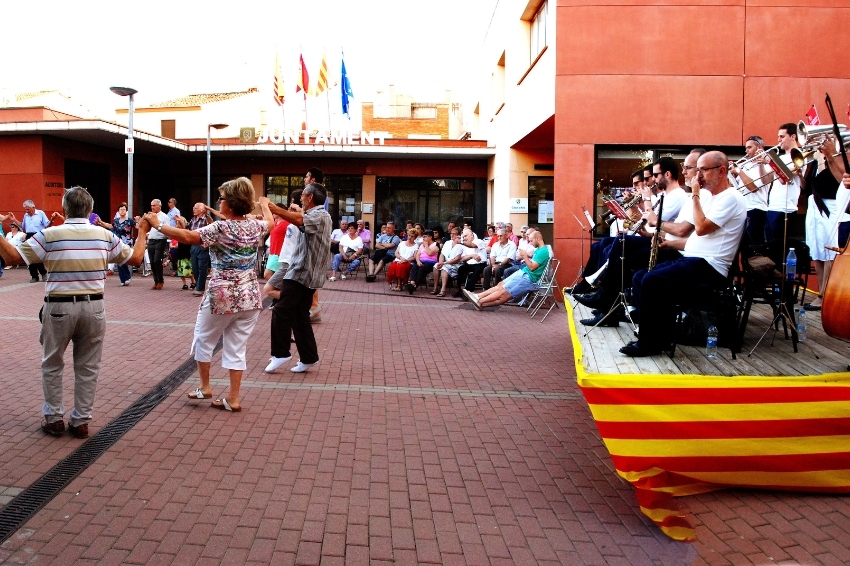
top-left (271, 280), bottom-right (318, 364)
top-left (147, 238), bottom-right (168, 284)
top-left (483, 264), bottom-right (510, 289)
top-left (457, 263), bottom-right (486, 291)
top-left (25, 233), bottom-right (47, 279)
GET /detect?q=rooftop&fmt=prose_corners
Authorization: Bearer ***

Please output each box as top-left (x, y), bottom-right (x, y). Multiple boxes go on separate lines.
top-left (147, 87), bottom-right (259, 108)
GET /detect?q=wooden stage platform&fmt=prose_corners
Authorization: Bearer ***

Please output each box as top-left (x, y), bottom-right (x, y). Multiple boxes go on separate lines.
top-left (567, 297), bottom-right (850, 378)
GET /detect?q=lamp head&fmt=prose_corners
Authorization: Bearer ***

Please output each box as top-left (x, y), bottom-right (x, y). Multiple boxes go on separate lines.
top-left (209, 123), bottom-right (229, 130)
top-left (109, 86), bottom-right (138, 97)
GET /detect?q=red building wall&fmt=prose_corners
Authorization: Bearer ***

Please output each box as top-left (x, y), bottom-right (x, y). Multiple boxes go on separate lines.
top-left (553, 0), bottom-right (850, 281)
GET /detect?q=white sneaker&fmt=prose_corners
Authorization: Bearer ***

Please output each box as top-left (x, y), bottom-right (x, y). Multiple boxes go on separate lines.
top-left (290, 361), bottom-right (316, 373)
top-left (328, 276), bottom-right (337, 282)
top-left (264, 355), bottom-right (292, 373)
top-left (340, 274), bottom-right (347, 280)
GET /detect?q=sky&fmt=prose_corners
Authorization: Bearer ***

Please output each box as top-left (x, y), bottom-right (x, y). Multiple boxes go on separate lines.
top-left (0, 0), bottom-right (498, 120)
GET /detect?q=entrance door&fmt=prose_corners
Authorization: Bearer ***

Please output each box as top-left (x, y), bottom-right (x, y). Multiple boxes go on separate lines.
top-left (65, 159), bottom-right (110, 220)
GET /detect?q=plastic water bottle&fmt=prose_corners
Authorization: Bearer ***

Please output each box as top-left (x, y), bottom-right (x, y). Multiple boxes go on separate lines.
top-left (786, 248), bottom-right (797, 281)
top-left (796, 309), bottom-right (807, 343)
top-left (706, 324), bottom-right (718, 359)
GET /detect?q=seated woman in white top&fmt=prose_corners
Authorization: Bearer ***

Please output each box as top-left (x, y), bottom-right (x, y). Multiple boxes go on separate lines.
top-left (329, 223), bottom-right (363, 281)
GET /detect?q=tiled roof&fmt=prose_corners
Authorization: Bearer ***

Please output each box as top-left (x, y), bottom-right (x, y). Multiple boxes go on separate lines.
top-left (149, 87), bottom-right (258, 108)
top-left (16, 90), bottom-right (59, 101)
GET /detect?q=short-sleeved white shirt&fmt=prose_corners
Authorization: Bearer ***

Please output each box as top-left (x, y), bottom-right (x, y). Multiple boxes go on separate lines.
top-left (660, 186), bottom-right (688, 222)
top-left (767, 153), bottom-right (801, 213)
top-left (339, 234), bottom-right (363, 253)
top-left (682, 187), bottom-right (746, 277)
top-left (737, 161), bottom-right (769, 211)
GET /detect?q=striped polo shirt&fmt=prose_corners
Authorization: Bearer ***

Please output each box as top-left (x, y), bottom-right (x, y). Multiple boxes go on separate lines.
top-left (18, 218), bottom-right (133, 296)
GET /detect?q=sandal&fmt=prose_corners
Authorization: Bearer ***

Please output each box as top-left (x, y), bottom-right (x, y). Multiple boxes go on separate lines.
top-left (430, 289), bottom-right (439, 295)
top-left (187, 388), bottom-right (212, 399)
top-left (181, 284), bottom-right (189, 290)
top-left (437, 291), bottom-right (445, 297)
top-left (212, 398), bottom-right (241, 412)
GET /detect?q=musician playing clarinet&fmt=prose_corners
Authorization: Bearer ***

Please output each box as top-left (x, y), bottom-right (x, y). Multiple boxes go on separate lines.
top-left (620, 151), bottom-right (746, 357)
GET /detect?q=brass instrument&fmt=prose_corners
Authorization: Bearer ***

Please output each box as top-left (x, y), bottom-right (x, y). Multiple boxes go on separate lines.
top-left (625, 197), bottom-right (663, 235)
top-left (600, 192), bottom-right (642, 226)
top-left (648, 194), bottom-right (665, 271)
top-left (798, 120), bottom-right (847, 146)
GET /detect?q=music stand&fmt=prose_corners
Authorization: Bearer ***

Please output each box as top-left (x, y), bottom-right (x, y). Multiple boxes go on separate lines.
top-left (567, 208), bottom-right (594, 295)
top-left (583, 198), bottom-right (643, 337)
top-left (748, 158), bottom-right (800, 356)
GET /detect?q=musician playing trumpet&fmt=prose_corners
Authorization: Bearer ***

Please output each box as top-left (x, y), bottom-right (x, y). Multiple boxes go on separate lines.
top-left (729, 135), bottom-right (770, 245)
top-left (764, 123), bottom-right (805, 241)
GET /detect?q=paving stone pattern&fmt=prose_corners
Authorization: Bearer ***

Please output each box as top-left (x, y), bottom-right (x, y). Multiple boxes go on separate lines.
top-left (0, 268), bottom-right (848, 564)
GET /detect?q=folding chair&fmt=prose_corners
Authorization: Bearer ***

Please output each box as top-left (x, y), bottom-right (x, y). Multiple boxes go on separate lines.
top-left (527, 258), bottom-right (561, 321)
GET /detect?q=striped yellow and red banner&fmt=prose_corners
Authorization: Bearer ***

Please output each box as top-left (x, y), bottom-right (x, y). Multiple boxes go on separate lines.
top-left (564, 294), bottom-right (850, 541)
top-left (315, 53), bottom-right (329, 96)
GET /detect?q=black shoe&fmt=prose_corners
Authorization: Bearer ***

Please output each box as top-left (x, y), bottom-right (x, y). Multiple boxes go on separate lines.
top-left (30, 277), bottom-right (40, 283)
top-left (564, 281), bottom-right (592, 295)
top-left (574, 290), bottom-right (606, 309)
top-left (580, 312), bottom-right (619, 327)
top-left (366, 275), bottom-right (376, 282)
top-left (619, 341), bottom-right (662, 357)
top-left (452, 290), bottom-right (464, 298)
top-left (591, 309), bottom-right (601, 316)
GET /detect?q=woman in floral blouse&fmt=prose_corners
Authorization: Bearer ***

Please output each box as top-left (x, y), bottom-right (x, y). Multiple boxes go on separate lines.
top-left (97, 202), bottom-right (136, 286)
top-left (144, 178), bottom-right (273, 412)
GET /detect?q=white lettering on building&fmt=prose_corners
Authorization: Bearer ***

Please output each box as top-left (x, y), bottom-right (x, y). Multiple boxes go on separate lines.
top-left (255, 128), bottom-right (387, 146)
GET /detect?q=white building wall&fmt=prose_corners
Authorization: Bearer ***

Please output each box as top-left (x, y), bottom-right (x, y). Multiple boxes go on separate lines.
top-left (475, 0), bottom-right (555, 224)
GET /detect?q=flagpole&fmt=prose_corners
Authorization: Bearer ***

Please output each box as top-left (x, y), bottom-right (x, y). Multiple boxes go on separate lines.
top-left (326, 87), bottom-right (332, 134)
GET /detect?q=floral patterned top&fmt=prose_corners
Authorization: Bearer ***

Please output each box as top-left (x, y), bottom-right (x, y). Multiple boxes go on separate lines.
top-left (112, 215), bottom-right (136, 245)
top-left (197, 218), bottom-right (266, 314)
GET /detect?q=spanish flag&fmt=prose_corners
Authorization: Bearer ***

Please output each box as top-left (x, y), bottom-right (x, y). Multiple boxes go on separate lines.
top-left (296, 54), bottom-right (311, 97)
top-left (315, 53), bottom-right (329, 96)
top-left (566, 294), bottom-right (850, 541)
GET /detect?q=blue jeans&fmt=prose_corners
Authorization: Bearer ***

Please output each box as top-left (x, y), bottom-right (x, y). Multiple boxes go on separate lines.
top-left (332, 253), bottom-right (360, 273)
top-left (190, 245), bottom-right (210, 291)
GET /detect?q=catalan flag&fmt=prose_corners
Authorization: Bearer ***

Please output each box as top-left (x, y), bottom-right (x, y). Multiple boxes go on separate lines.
top-left (296, 53), bottom-right (311, 98)
top-left (273, 53), bottom-right (285, 106)
top-left (315, 53), bottom-right (329, 96)
top-left (565, 294), bottom-right (850, 542)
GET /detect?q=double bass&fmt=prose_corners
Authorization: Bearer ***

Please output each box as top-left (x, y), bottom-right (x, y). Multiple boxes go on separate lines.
top-left (821, 94), bottom-right (850, 342)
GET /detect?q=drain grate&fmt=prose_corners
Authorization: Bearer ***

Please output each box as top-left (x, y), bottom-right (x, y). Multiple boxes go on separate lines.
top-left (0, 345), bottom-right (215, 544)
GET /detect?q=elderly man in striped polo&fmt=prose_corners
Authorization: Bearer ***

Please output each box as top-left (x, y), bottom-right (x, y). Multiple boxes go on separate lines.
top-left (0, 187), bottom-right (150, 438)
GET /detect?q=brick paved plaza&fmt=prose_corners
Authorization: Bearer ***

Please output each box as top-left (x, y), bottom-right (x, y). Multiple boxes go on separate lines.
top-left (1, 266), bottom-right (849, 565)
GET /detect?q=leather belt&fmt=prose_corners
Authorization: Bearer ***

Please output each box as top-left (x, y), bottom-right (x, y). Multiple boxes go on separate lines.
top-left (44, 294), bottom-right (104, 303)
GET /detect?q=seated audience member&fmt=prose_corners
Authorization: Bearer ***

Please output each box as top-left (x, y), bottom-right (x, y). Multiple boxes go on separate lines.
top-left (484, 228), bottom-right (516, 289)
top-left (5, 222), bottom-right (25, 248)
top-left (432, 228), bottom-right (463, 296)
top-left (329, 223), bottom-right (363, 281)
top-left (505, 222), bottom-right (520, 246)
top-left (355, 220), bottom-right (371, 255)
top-left (407, 229), bottom-right (440, 293)
top-left (620, 151), bottom-right (746, 357)
top-left (386, 228), bottom-right (418, 291)
top-left (442, 221), bottom-right (456, 244)
top-left (413, 222), bottom-right (425, 244)
top-left (366, 221), bottom-right (400, 281)
top-left (464, 230), bottom-right (550, 310)
top-left (504, 228), bottom-right (537, 279)
top-left (452, 229), bottom-right (488, 299)
top-left (330, 219), bottom-right (348, 254)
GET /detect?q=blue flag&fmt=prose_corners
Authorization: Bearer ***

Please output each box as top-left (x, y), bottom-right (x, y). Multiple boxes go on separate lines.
top-left (340, 54), bottom-right (353, 118)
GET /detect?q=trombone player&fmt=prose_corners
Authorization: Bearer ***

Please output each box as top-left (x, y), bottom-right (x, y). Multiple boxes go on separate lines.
top-left (730, 135), bottom-right (770, 245)
top-left (764, 123), bottom-right (805, 241)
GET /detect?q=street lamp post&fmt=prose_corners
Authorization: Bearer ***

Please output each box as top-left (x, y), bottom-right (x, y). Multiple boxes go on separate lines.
top-left (110, 86), bottom-right (138, 217)
top-left (207, 123), bottom-right (229, 207)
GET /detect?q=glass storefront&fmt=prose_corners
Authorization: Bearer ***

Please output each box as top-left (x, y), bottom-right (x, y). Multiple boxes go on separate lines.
top-left (266, 174), bottom-right (363, 227)
top-left (528, 176), bottom-right (554, 244)
top-left (375, 177), bottom-right (476, 232)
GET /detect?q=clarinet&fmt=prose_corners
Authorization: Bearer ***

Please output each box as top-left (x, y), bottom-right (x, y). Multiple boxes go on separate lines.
top-left (648, 194), bottom-right (665, 271)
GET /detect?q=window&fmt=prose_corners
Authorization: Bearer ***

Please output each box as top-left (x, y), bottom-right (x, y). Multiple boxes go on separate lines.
top-left (528, 176), bottom-right (554, 244)
top-left (375, 177), bottom-right (476, 232)
top-left (530, 1), bottom-right (548, 64)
